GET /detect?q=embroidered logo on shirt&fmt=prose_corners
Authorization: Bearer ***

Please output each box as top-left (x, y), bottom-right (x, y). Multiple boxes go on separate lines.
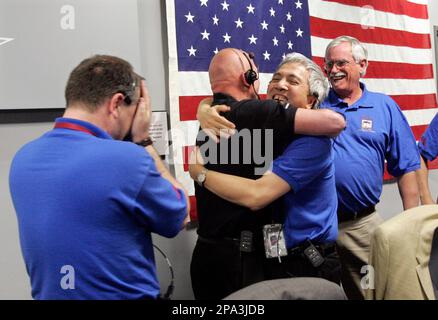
top-left (361, 118), bottom-right (373, 131)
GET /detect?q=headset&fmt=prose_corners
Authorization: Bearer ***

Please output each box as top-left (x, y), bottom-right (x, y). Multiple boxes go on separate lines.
top-left (233, 50), bottom-right (260, 100)
top-left (242, 51), bottom-right (260, 100)
top-left (241, 51), bottom-right (258, 86)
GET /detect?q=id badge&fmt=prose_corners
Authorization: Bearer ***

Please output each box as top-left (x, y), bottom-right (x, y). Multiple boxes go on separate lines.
top-left (262, 224), bottom-right (287, 259)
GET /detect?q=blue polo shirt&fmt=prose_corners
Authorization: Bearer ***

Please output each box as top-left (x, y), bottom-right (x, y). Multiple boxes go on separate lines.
top-left (419, 113), bottom-right (438, 161)
top-left (272, 135), bottom-right (338, 248)
top-left (321, 83), bottom-right (420, 213)
top-left (9, 117), bottom-right (187, 300)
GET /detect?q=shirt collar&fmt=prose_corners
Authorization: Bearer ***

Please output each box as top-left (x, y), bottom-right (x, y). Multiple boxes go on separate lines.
top-left (328, 82), bottom-right (374, 110)
top-left (54, 117), bottom-right (113, 140)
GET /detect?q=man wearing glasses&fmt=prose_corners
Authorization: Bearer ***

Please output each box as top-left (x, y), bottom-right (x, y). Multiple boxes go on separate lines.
top-left (321, 36), bottom-right (420, 299)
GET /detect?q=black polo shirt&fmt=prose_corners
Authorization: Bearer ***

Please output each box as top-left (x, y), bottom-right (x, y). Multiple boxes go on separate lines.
top-left (195, 93), bottom-right (297, 239)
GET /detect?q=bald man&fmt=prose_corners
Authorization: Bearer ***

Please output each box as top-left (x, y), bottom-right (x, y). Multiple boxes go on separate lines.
top-left (190, 48), bottom-right (345, 300)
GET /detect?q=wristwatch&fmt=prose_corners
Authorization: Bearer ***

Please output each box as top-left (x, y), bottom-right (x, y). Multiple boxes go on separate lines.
top-left (196, 168), bottom-right (208, 187)
top-left (135, 138), bottom-right (153, 147)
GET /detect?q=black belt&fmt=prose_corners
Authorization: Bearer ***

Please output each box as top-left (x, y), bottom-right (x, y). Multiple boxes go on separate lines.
top-left (337, 205), bottom-right (375, 223)
top-left (288, 241), bottom-right (336, 257)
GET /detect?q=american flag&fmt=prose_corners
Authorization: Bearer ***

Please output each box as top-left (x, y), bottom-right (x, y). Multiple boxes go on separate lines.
top-left (166, 0), bottom-right (438, 220)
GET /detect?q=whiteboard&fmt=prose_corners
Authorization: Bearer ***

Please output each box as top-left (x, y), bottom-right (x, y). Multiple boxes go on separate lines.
top-left (0, 0), bottom-right (142, 110)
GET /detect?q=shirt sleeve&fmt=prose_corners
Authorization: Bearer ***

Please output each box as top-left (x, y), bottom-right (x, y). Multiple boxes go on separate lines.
top-left (272, 136), bottom-right (332, 192)
top-left (418, 113), bottom-right (438, 162)
top-left (133, 157), bottom-right (187, 238)
top-left (385, 97), bottom-right (420, 176)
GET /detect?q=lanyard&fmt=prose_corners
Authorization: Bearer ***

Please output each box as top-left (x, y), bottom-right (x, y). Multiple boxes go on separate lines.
top-left (54, 122), bottom-right (97, 137)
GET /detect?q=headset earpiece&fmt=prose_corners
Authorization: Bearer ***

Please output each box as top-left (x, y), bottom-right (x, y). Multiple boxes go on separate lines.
top-left (241, 52), bottom-right (258, 86)
top-left (244, 69), bottom-right (258, 86)
top-left (123, 95), bottom-right (132, 105)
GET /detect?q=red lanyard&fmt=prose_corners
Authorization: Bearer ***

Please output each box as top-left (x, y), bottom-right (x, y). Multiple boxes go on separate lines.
top-left (54, 122), bottom-right (97, 137)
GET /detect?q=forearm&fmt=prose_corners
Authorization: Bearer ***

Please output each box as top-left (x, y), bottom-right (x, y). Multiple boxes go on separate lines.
top-left (294, 108), bottom-right (346, 137)
top-left (204, 170), bottom-right (262, 210)
top-left (189, 163), bottom-right (289, 211)
top-left (416, 156), bottom-right (435, 205)
top-left (146, 145), bottom-right (190, 218)
top-left (397, 171), bottom-right (420, 210)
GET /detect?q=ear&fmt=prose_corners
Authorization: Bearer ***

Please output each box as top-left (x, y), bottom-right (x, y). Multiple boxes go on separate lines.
top-left (358, 59), bottom-right (367, 76)
top-left (306, 95), bottom-right (317, 109)
top-left (240, 73), bottom-right (250, 88)
top-left (108, 93), bottom-right (124, 118)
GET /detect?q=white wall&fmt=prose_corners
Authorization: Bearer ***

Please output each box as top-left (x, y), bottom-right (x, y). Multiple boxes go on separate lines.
top-left (1, 0), bottom-right (438, 300)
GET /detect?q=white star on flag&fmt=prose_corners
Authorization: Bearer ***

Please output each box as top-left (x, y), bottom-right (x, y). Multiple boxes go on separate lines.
top-left (263, 50), bottom-right (271, 60)
top-left (212, 15), bottom-right (219, 25)
top-left (187, 46), bottom-right (197, 56)
top-left (200, 0), bottom-right (208, 7)
top-left (221, 1), bottom-right (229, 11)
top-left (261, 21), bottom-right (268, 30)
top-left (286, 12), bottom-right (292, 21)
top-left (248, 34), bottom-right (257, 44)
top-left (272, 37), bottom-right (279, 46)
top-left (247, 4), bottom-right (255, 14)
top-left (201, 29), bottom-right (210, 40)
top-left (278, 0), bottom-right (284, 4)
top-left (269, 7), bottom-right (276, 17)
top-left (185, 12), bottom-right (195, 23)
top-left (213, 47), bottom-right (219, 54)
top-left (288, 41), bottom-right (293, 49)
top-left (295, 1), bottom-right (303, 9)
top-left (235, 18), bottom-right (244, 28)
top-left (280, 24), bottom-right (285, 34)
top-left (223, 32), bottom-right (231, 43)
top-left (296, 28), bottom-right (303, 37)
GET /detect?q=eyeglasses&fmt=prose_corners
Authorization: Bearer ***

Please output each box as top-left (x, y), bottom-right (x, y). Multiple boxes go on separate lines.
top-left (324, 59), bottom-right (354, 71)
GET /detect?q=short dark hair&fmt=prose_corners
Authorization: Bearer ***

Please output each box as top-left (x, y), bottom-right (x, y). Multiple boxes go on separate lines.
top-left (65, 55), bottom-right (140, 111)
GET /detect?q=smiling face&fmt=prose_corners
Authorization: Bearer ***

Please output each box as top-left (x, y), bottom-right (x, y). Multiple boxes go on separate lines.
top-left (267, 62), bottom-right (315, 109)
top-left (324, 41), bottom-right (366, 99)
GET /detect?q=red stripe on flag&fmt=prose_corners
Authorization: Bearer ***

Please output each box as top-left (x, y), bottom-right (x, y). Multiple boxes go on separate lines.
top-left (179, 95), bottom-right (211, 121)
top-left (310, 17), bottom-right (431, 49)
top-left (189, 195), bottom-right (198, 222)
top-left (313, 57), bottom-right (434, 80)
top-left (390, 94), bottom-right (438, 111)
top-left (183, 145), bottom-right (195, 172)
top-left (411, 124), bottom-right (428, 141)
top-left (323, 0), bottom-right (428, 20)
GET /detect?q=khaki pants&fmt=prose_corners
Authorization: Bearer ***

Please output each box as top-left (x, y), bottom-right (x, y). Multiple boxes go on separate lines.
top-left (336, 211), bottom-right (383, 300)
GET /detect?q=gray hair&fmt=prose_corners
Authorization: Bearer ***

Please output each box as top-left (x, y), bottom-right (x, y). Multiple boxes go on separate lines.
top-left (325, 35), bottom-right (369, 77)
top-left (277, 52), bottom-right (329, 108)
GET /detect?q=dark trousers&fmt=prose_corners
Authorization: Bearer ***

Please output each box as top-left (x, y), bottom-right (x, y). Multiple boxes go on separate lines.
top-left (190, 238), bottom-right (266, 300)
top-left (265, 250), bottom-right (342, 285)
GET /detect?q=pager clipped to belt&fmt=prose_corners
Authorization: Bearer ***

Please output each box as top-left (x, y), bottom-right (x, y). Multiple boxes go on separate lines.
top-left (240, 230), bottom-right (253, 252)
top-left (303, 240), bottom-right (325, 268)
top-left (263, 224), bottom-right (287, 259)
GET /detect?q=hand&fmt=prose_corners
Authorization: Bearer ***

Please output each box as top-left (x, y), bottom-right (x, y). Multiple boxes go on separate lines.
top-left (188, 147), bottom-right (205, 180)
top-left (197, 99), bottom-right (236, 143)
top-left (131, 80), bottom-right (152, 142)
